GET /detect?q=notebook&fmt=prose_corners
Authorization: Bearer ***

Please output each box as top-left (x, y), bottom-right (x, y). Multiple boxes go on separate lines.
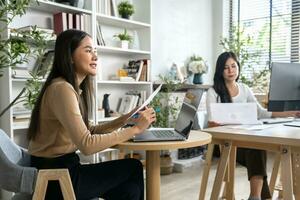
top-left (132, 89), bottom-right (203, 142)
top-left (209, 103), bottom-right (261, 125)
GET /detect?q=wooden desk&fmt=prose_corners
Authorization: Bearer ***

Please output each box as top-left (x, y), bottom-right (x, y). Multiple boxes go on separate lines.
top-left (199, 125), bottom-right (300, 200)
top-left (115, 130), bottom-right (211, 200)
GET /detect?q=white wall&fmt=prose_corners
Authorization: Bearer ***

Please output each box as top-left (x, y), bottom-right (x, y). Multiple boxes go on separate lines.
top-left (151, 0), bottom-right (224, 84)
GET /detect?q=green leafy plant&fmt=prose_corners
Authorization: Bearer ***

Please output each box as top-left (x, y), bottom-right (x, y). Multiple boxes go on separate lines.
top-left (219, 26), bottom-right (269, 93)
top-left (150, 75), bottom-right (183, 128)
top-left (0, 0), bottom-right (53, 117)
top-left (113, 29), bottom-right (132, 42)
top-left (117, 1), bottom-right (134, 19)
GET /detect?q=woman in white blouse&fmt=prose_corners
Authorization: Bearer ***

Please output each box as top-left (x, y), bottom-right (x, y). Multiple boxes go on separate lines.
top-left (206, 52), bottom-right (300, 200)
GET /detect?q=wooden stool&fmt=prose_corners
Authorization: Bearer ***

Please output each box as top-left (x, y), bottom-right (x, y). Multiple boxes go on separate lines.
top-left (32, 169), bottom-right (76, 200)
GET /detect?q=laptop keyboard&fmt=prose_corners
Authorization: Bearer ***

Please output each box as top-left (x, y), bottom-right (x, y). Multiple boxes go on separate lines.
top-left (152, 130), bottom-right (181, 138)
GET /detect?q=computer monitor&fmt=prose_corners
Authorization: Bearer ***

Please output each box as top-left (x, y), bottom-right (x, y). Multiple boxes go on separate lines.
top-left (268, 62), bottom-right (300, 111)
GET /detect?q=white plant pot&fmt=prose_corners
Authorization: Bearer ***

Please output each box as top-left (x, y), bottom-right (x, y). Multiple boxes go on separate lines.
top-left (121, 40), bottom-right (129, 49)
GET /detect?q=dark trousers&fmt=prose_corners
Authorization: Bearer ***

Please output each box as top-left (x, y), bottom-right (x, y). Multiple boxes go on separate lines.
top-left (31, 152), bottom-right (144, 200)
top-left (237, 148), bottom-right (271, 199)
top-left (214, 146), bottom-right (271, 199)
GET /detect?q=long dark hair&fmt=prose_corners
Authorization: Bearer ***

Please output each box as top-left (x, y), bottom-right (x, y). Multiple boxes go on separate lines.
top-left (213, 51), bottom-right (241, 103)
top-left (28, 29), bottom-right (94, 140)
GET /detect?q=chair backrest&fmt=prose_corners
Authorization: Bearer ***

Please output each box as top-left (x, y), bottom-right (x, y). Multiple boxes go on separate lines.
top-left (0, 129), bottom-right (37, 194)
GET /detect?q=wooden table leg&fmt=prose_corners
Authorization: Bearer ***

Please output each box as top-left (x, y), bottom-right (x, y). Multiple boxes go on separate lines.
top-left (210, 141), bottom-right (232, 200)
top-left (146, 150), bottom-right (161, 200)
top-left (199, 144), bottom-right (214, 200)
top-left (280, 146), bottom-right (294, 200)
top-left (269, 152), bottom-right (281, 196)
top-left (226, 146), bottom-right (236, 200)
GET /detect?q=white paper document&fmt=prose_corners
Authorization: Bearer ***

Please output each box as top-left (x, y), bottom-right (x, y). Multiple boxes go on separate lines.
top-left (209, 103), bottom-right (261, 125)
top-left (129, 84), bottom-right (162, 118)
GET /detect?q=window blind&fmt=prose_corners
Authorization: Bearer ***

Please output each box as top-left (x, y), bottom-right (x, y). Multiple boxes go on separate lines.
top-left (229, 0), bottom-right (300, 79)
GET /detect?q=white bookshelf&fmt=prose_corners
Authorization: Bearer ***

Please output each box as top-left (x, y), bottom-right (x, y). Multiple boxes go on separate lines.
top-left (29, 0), bottom-right (92, 15)
top-left (95, 0), bottom-right (152, 124)
top-left (0, 0), bottom-right (152, 147)
top-left (97, 45), bottom-right (150, 55)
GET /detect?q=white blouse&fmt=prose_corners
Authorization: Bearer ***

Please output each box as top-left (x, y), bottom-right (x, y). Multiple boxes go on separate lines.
top-left (206, 82), bottom-right (272, 121)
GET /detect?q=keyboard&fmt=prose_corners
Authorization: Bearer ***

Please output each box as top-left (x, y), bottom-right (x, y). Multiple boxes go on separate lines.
top-left (152, 130), bottom-right (177, 138)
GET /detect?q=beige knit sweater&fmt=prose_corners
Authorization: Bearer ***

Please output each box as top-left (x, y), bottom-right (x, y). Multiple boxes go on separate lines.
top-left (28, 78), bottom-right (136, 158)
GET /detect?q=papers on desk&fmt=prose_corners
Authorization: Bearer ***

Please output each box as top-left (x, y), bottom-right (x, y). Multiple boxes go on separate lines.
top-left (210, 103), bottom-right (261, 125)
top-left (227, 124), bottom-right (278, 131)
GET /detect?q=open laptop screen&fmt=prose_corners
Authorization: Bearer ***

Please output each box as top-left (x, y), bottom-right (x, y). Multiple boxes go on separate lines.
top-left (174, 102), bottom-right (197, 136)
top-left (174, 89), bottom-right (203, 136)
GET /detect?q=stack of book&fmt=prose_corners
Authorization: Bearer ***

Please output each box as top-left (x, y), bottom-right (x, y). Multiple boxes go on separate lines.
top-left (96, 24), bottom-right (105, 46)
top-left (13, 107), bottom-right (31, 123)
top-left (97, 0), bottom-right (117, 16)
top-left (117, 90), bottom-right (147, 114)
top-left (123, 59), bottom-right (151, 82)
top-left (53, 12), bottom-right (91, 35)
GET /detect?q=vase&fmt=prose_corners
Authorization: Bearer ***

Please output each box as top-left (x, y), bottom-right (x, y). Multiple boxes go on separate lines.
top-left (193, 73), bottom-right (203, 84)
top-left (121, 40), bottom-right (129, 49)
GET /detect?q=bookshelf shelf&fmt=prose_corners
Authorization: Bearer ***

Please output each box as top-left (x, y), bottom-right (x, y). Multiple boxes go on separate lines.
top-left (30, 0), bottom-right (92, 14)
top-left (96, 14), bottom-right (150, 29)
top-left (96, 46), bottom-right (150, 55)
top-left (12, 78), bottom-right (46, 82)
top-left (97, 80), bottom-right (152, 85)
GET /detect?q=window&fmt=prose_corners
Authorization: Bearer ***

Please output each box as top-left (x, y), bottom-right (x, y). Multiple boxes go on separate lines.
top-left (228, 0), bottom-right (300, 78)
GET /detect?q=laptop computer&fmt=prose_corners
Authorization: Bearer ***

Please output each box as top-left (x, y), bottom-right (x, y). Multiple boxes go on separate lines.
top-left (132, 89), bottom-right (203, 142)
top-left (209, 103), bottom-right (261, 125)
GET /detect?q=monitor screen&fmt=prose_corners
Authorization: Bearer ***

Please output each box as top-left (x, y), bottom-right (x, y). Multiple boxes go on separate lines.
top-left (268, 62), bottom-right (300, 111)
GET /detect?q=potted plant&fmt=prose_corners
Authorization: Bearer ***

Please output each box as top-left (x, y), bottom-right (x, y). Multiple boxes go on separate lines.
top-left (117, 1), bottom-right (134, 19)
top-left (114, 29), bottom-right (132, 49)
top-left (150, 75), bottom-right (182, 175)
top-left (187, 55), bottom-right (208, 84)
top-left (0, 0), bottom-right (52, 117)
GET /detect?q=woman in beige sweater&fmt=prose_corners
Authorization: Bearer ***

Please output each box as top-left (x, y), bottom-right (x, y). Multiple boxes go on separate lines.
top-left (27, 29), bottom-right (155, 200)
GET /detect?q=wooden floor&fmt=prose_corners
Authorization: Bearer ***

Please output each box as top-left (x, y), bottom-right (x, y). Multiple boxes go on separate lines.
top-left (161, 152), bottom-right (281, 200)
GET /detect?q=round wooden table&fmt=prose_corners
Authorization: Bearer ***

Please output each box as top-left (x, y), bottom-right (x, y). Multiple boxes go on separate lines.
top-left (115, 130), bottom-right (212, 200)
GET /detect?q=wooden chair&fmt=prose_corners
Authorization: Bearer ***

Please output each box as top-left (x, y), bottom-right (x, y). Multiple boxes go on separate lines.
top-left (0, 129), bottom-right (76, 200)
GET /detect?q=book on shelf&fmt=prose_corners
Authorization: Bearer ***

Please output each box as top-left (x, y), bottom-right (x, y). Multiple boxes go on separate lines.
top-left (12, 69), bottom-right (31, 79)
top-left (138, 59), bottom-right (151, 82)
top-left (118, 95), bottom-right (137, 114)
top-left (13, 119), bottom-right (30, 127)
top-left (67, 13), bottom-right (73, 29)
top-left (83, 14), bottom-right (92, 34)
top-left (17, 26), bottom-right (54, 35)
top-left (105, 0), bottom-right (111, 16)
top-left (80, 14), bottom-right (85, 31)
top-left (13, 113), bottom-right (31, 120)
top-left (73, 14), bottom-right (80, 30)
top-left (119, 95), bottom-right (139, 114)
top-left (135, 60), bottom-right (144, 81)
top-left (14, 26), bottom-right (56, 42)
top-left (96, 24), bottom-right (106, 46)
top-left (33, 49), bottom-right (54, 78)
top-left (53, 12), bottom-right (68, 35)
top-left (110, 0), bottom-right (117, 17)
